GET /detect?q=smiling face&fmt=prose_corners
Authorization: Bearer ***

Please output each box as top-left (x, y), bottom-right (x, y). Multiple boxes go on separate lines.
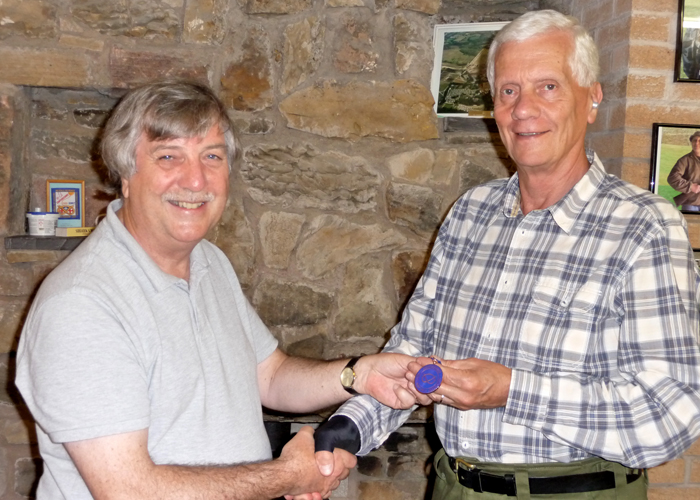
top-left (492, 30), bottom-right (602, 177)
top-left (119, 125), bottom-right (229, 264)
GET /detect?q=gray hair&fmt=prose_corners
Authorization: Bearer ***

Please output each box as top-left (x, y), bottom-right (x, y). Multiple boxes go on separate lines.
top-left (100, 80), bottom-right (237, 195)
top-left (486, 10), bottom-right (600, 94)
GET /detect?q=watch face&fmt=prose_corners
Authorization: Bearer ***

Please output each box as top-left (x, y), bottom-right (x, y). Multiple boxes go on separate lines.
top-left (340, 367), bottom-right (354, 388)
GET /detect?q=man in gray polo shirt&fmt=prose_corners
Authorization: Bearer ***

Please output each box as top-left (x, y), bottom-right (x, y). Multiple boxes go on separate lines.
top-left (15, 81), bottom-right (417, 500)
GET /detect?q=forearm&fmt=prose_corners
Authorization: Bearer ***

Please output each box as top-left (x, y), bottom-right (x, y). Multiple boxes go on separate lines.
top-left (263, 355), bottom-right (351, 413)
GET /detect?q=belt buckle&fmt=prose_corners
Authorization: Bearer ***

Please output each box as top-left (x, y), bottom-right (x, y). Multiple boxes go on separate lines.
top-left (454, 458), bottom-right (477, 471)
top-left (454, 459), bottom-right (485, 494)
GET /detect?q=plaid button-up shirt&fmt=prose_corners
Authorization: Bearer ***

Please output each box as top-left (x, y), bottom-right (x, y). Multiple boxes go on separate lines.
top-left (337, 153), bottom-right (700, 468)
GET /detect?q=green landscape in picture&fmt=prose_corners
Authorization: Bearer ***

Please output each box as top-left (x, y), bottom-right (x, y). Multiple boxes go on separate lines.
top-left (437, 31), bottom-right (497, 115)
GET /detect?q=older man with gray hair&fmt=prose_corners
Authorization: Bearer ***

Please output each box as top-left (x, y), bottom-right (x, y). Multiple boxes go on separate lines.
top-left (315, 9), bottom-right (700, 500)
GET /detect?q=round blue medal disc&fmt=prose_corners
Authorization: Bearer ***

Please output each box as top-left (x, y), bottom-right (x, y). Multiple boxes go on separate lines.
top-left (415, 364), bottom-right (443, 394)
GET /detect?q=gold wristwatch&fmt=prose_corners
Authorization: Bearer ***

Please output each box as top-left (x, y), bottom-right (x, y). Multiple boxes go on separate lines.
top-left (340, 357), bottom-right (361, 395)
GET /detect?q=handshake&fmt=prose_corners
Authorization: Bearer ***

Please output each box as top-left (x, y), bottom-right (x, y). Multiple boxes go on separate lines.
top-left (278, 353), bottom-right (512, 499)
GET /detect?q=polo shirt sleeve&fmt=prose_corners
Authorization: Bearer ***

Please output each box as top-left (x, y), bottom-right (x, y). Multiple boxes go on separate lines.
top-left (16, 290), bottom-right (151, 444)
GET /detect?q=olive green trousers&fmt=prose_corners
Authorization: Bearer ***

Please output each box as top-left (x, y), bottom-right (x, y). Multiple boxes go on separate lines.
top-left (433, 449), bottom-right (648, 500)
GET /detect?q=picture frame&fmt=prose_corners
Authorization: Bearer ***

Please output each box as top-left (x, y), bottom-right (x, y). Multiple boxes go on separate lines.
top-left (430, 22), bottom-right (508, 118)
top-left (649, 123), bottom-right (700, 215)
top-left (675, 0), bottom-right (700, 82)
top-left (46, 179), bottom-right (85, 228)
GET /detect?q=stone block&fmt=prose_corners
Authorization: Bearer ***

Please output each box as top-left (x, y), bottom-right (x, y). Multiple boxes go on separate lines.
top-left (243, 0), bottom-right (311, 14)
top-left (0, 299), bottom-right (27, 354)
top-left (220, 27), bottom-right (273, 111)
top-left (0, 263), bottom-right (38, 297)
top-left (335, 255), bottom-right (397, 340)
top-left (648, 487), bottom-right (700, 499)
top-left (387, 148), bottom-right (435, 184)
top-left (358, 480), bottom-right (405, 500)
top-left (333, 12), bottom-right (378, 73)
top-left (109, 47), bottom-right (208, 88)
top-left (285, 334), bottom-right (326, 358)
top-left (279, 80), bottom-right (439, 143)
top-left (233, 116), bottom-right (275, 135)
top-left (383, 427), bottom-right (430, 454)
top-left (70, 0), bottom-right (179, 39)
top-left (14, 457), bottom-right (40, 498)
top-left (387, 183), bottom-right (443, 235)
top-left (395, 0), bottom-right (439, 14)
top-left (253, 278), bottom-right (333, 327)
top-left (58, 34), bottom-right (105, 52)
top-left (630, 15), bottom-right (671, 42)
top-left (241, 144), bottom-right (381, 213)
top-left (0, 0), bottom-right (57, 39)
top-left (3, 418), bottom-right (34, 445)
top-left (648, 458), bottom-right (686, 484)
top-left (459, 155), bottom-right (508, 195)
top-left (296, 215), bottom-right (406, 279)
top-left (357, 456), bottom-right (384, 477)
top-left (0, 48), bottom-right (90, 88)
top-left (626, 74), bottom-right (665, 99)
top-left (281, 17), bottom-right (325, 95)
top-left (259, 211), bottom-right (305, 269)
top-left (387, 455), bottom-right (428, 480)
top-left (183, 0), bottom-right (228, 44)
top-left (622, 131), bottom-right (652, 159)
top-left (207, 196), bottom-right (255, 289)
top-left (391, 250), bottom-right (428, 307)
top-left (394, 11), bottom-right (432, 77)
top-left (628, 44), bottom-right (674, 71)
top-left (433, 150), bottom-right (458, 185)
top-left (30, 129), bottom-right (96, 164)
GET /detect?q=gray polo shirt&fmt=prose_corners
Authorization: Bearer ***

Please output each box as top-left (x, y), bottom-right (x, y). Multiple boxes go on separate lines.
top-left (16, 199), bottom-right (278, 499)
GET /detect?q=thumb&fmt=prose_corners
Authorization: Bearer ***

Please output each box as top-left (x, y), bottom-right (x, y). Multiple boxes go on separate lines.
top-left (315, 450), bottom-right (335, 476)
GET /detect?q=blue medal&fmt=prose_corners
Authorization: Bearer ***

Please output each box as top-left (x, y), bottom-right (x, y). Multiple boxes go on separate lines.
top-left (415, 363), bottom-right (443, 394)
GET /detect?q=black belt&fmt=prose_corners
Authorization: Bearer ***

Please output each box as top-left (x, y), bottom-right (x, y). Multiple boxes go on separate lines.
top-left (448, 457), bottom-right (642, 496)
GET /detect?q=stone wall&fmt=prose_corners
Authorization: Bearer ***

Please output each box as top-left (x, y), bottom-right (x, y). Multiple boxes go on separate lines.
top-left (0, 0), bottom-right (698, 499)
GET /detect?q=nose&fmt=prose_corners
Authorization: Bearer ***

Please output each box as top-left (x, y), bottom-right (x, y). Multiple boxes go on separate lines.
top-left (511, 89), bottom-right (540, 121)
top-left (180, 157), bottom-right (206, 191)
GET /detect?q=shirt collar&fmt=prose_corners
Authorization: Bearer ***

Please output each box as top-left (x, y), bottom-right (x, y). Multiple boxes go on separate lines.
top-left (502, 150), bottom-right (606, 234)
top-left (104, 199), bottom-right (210, 292)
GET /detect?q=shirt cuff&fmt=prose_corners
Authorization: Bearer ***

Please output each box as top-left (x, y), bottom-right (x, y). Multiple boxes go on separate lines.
top-left (502, 368), bottom-right (551, 431)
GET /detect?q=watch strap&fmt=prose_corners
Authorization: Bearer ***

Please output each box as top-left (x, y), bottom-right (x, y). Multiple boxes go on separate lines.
top-left (341, 356), bottom-right (361, 395)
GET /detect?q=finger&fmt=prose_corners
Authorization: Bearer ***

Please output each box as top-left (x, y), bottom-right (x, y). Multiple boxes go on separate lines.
top-left (394, 386), bottom-right (417, 409)
top-left (315, 450), bottom-right (335, 476)
top-left (407, 382), bottom-right (434, 405)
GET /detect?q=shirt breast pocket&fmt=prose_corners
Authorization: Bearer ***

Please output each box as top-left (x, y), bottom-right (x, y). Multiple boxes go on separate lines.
top-left (518, 278), bottom-right (601, 372)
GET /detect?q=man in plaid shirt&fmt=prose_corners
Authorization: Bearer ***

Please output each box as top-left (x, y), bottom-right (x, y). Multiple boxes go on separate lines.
top-left (313, 9), bottom-right (700, 500)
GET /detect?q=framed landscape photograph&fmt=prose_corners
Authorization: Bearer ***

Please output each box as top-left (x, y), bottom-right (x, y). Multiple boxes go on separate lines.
top-left (650, 123), bottom-right (700, 215)
top-left (675, 0), bottom-right (700, 82)
top-left (46, 179), bottom-right (85, 228)
top-left (430, 22), bottom-right (507, 118)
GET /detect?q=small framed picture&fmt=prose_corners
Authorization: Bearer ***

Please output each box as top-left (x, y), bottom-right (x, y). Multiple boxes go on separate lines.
top-left (675, 0), bottom-right (700, 82)
top-left (650, 123), bottom-right (700, 215)
top-left (46, 179), bottom-right (85, 228)
top-left (430, 22), bottom-right (508, 118)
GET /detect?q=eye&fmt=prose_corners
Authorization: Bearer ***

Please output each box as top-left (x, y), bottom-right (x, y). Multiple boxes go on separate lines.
top-left (158, 155), bottom-right (174, 160)
top-left (206, 153), bottom-right (223, 160)
top-left (544, 84), bottom-right (556, 91)
top-left (501, 88), bottom-right (514, 96)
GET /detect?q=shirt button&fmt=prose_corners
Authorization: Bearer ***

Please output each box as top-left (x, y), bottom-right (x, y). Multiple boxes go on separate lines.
top-left (462, 441), bottom-right (470, 450)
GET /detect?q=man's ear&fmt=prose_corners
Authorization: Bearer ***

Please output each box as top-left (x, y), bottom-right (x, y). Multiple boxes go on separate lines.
top-left (121, 178), bottom-right (130, 199)
top-left (588, 82), bottom-right (603, 124)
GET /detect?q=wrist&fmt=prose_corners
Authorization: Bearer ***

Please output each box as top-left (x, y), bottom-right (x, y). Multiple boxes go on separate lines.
top-left (351, 356), bottom-right (369, 395)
